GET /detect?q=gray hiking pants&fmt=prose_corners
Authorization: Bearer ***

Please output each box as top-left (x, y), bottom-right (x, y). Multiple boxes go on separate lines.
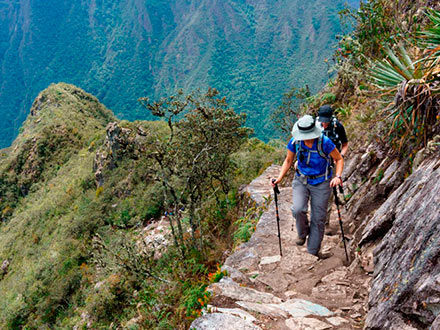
top-left (291, 176), bottom-right (331, 255)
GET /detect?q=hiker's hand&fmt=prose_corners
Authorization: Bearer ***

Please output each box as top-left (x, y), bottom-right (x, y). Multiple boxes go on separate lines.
top-left (330, 176), bottom-right (342, 187)
top-left (271, 178), bottom-right (280, 187)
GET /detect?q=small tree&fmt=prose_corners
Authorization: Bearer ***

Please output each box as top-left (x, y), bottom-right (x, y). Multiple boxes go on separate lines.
top-left (139, 89), bottom-right (250, 254)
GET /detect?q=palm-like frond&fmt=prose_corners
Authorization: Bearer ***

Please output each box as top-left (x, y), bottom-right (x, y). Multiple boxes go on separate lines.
top-left (419, 9), bottom-right (440, 70)
top-left (368, 40), bottom-right (440, 151)
top-left (369, 45), bottom-right (420, 89)
top-left (422, 9), bottom-right (440, 47)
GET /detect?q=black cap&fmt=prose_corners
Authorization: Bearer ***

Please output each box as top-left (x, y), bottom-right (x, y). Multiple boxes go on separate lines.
top-left (318, 105), bottom-right (333, 123)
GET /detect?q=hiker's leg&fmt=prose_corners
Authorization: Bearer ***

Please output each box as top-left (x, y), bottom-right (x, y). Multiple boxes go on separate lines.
top-left (291, 177), bottom-right (310, 240)
top-left (307, 180), bottom-right (331, 255)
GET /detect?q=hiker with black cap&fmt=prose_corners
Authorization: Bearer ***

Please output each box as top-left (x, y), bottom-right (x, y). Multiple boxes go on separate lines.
top-left (271, 115), bottom-right (344, 259)
top-left (317, 105), bottom-right (349, 235)
top-left (317, 105), bottom-right (349, 159)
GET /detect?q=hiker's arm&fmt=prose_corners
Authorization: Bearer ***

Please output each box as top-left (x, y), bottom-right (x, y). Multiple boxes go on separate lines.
top-left (340, 142), bottom-right (349, 157)
top-left (273, 150), bottom-right (295, 185)
top-left (329, 148), bottom-right (344, 187)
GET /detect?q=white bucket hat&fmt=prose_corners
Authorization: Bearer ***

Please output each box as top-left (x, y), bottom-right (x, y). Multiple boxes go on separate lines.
top-left (291, 115), bottom-right (322, 140)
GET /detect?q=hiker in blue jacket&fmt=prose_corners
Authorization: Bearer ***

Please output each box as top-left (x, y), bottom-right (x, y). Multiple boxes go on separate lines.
top-left (272, 115), bottom-right (344, 259)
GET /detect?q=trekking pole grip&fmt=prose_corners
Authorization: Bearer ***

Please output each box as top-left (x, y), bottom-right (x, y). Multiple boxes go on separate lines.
top-left (272, 179), bottom-right (280, 195)
top-left (339, 185), bottom-right (344, 195)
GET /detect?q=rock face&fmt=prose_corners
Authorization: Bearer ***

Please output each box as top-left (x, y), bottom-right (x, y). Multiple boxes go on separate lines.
top-left (360, 156), bottom-right (440, 329)
top-left (340, 135), bottom-right (440, 329)
top-left (0, 259), bottom-right (9, 278)
top-left (93, 121), bottom-right (153, 187)
top-left (94, 122), bottom-right (133, 187)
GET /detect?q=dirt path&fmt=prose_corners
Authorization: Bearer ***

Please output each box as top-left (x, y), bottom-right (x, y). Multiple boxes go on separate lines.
top-left (191, 165), bottom-right (371, 330)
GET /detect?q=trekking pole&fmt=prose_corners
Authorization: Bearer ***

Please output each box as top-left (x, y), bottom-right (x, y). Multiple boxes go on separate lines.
top-left (272, 179), bottom-right (283, 256)
top-left (339, 185), bottom-right (348, 211)
top-left (333, 186), bottom-right (349, 262)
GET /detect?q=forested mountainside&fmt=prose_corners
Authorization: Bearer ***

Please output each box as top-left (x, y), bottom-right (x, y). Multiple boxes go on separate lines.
top-left (0, 0), bottom-right (357, 148)
top-left (1, 0), bottom-right (439, 329)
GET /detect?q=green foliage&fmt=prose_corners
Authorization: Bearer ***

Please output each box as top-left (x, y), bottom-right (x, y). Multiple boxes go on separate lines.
top-left (367, 10), bottom-right (440, 151)
top-left (335, 104), bottom-right (352, 119)
top-left (333, 1), bottom-right (427, 100)
top-left (0, 0), bottom-right (351, 147)
top-left (231, 138), bottom-right (284, 185)
top-left (338, 0), bottom-right (422, 60)
top-left (208, 265), bottom-right (228, 283)
top-left (233, 197), bottom-right (270, 248)
top-left (139, 89), bottom-right (251, 253)
top-left (369, 45), bottom-right (422, 87)
top-left (372, 168), bottom-right (385, 184)
top-left (419, 9), bottom-right (440, 72)
top-left (270, 85), bottom-right (311, 137)
top-left (320, 92), bottom-right (336, 104)
top-left (180, 283), bottom-right (211, 319)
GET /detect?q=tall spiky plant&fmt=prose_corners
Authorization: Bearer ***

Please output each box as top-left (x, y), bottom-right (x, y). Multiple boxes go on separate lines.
top-left (368, 10), bottom-right (440, 151)
top-left (420, 9), bottom-right (440, 69)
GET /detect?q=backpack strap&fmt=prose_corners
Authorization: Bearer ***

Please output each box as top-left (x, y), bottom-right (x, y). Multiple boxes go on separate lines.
top-left (296, 136), bottom-right (332, 181)
top-left (316, 135), bottom-right (328, 160)
top-left (317, 135), bottom-right (331, 180)
top-left (294, 140), bottom-right (300, 153)
top-left (328, 117), bottom-right (342, 150)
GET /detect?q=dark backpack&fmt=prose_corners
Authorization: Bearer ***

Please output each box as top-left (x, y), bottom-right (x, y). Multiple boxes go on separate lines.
top-left (323, 116), bottom-right (342, 151)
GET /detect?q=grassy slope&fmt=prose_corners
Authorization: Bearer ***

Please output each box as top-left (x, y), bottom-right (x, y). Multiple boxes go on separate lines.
top-left (0, 83), bottom-right (118, 327)
top-left (0, 83), bottom-right (283, 329)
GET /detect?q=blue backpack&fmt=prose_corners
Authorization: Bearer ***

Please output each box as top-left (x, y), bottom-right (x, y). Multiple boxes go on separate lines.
top-left (294, 135), bottom-right (332, 180)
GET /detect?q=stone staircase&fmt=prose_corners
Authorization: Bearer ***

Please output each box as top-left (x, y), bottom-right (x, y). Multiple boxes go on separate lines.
top-left (191, 165), bottom-right (370, 330)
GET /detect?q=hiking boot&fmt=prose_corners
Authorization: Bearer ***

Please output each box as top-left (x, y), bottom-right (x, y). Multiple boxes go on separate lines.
top-left (296, 237), bottom-right (306, 246)
top-left (316, 251), bottom-right (333, 260)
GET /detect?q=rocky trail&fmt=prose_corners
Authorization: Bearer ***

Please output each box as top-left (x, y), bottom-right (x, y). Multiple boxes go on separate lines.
top-left (191, 165), bottom-right (372, 330)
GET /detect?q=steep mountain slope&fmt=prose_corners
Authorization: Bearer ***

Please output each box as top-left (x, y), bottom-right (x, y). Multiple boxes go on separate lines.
top-left (0, 83), bottom-right (281, 329)
top-left (0, 0), bottom-right (355, 147)
top-left (0, 84), bottom-right (117, 327)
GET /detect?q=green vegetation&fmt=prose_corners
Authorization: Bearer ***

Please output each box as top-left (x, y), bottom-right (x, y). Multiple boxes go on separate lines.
top-left (367, 9), bottom-right (440, 151)
top-left (0, 0), bottom-right (354, 148)
top-left (138, 88), bottom-right (251, 253)
top-left (232, 197), bottom-right (270, 248)
top-left (292, 1), bottom-right (440, 159)
top-left (0, 84), bottom-right (282, 329)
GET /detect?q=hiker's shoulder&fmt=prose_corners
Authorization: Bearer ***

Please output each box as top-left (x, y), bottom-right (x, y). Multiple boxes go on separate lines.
top-left (321, 134), bottom-right (333, 144)
top-left (287, 137), bottom-right (296, 151)
top-left (334, 119), bottom-right (348, 138)
top-left (321, 135), bottom-right (336, 152)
